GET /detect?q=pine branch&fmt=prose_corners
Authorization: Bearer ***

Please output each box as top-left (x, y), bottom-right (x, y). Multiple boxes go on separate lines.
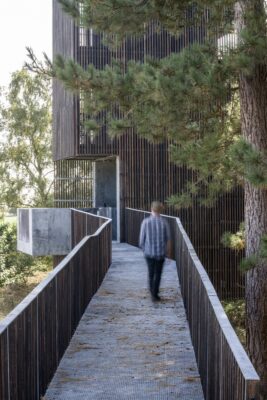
top-left (24, 47), bottom-right (54, 78)
top-left (57, 0), bottom-right (81, 19)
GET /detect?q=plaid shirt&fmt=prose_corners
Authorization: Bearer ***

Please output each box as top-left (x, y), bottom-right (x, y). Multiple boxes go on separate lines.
top-left (139, 215), bottom-right (171, 259)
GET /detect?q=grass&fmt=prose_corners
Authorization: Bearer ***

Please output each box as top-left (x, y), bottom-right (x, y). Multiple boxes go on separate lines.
top-left (0, 268), bottom-right (52, 321)
top-left (3, 215), bottom-right (17, 224)
top-left (0, 211), bottom-right (17, 225)
top-left (0, 211), bottom-right (52, 320)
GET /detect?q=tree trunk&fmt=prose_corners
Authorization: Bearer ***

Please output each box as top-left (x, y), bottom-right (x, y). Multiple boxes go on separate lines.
top-left (240, 64), bottom-right (267, 396)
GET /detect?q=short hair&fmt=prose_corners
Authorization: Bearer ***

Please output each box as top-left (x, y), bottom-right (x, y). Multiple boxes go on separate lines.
top-left (151, 201), bottom-right (163, 213)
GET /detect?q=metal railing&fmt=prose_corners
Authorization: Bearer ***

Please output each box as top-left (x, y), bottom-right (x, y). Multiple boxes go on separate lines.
top-left (125, 208), bottom-right (259, 400)
top-left (0, 211), bottom-right (112, 400)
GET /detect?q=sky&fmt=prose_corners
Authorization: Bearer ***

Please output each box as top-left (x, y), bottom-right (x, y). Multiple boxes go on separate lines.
top-left (0, 0), bottom-right (52, 88)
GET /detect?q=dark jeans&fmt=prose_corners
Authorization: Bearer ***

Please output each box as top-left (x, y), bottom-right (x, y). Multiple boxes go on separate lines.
top-left (145, 257), bottom-right (164, 297)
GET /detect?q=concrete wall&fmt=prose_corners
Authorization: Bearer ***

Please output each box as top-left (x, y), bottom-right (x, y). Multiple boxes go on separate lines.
top-left (17, 208), bottom-right (71, 256)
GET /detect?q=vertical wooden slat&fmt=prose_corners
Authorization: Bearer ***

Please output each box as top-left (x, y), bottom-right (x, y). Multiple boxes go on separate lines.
top-left (38, 281), bottom-right (57, 397)
top-left (124, 208), bottom-right (259, 400)
top-left (0, 211), bottom-right (111, 400)
top-left (7, 301), bottom-right (38, 400)
top-left (0, 330), bottom-right (9, 400)
top-left (53, 3), bottom-right (244, 299)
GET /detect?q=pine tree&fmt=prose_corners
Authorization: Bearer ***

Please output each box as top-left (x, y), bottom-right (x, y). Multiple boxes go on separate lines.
top-left (46, 0), bottom-right (267, 394)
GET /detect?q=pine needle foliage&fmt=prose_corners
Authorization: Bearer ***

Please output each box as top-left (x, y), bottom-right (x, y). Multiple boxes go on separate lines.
top-left (239, 235), bottom-right (267, 272)
top-left (221, 225), bottom-right (267, 273)
top-left (25, 1), bottom-right (267, 210)
top-left (47, 0), bottom-right (267, 209)
top-left (221, 223), bottom-right (245, 251)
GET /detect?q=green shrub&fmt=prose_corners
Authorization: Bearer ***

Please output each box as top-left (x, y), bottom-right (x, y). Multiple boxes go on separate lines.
top-left (0, 222), bottom-right (37, 287)
top-left (222, 299), bottom-right (246, 345)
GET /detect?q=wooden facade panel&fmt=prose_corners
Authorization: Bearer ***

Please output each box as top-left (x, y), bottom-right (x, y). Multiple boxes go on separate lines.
top-left (79, 244), bottom-right (92, 309)
top-left (53, 4), bottom-right (244, 299)
top-left (38, 281), bottom-right (58, 397)
top-left (53, 0), bottom-right (78, 160)
top-left (197, 284), bottom-right (209, 396)
top-left (124, 209), bottom-right (259, 399)
top-left (71, 210), bottom-right (87, 246)
top-left (53, 5), bottom-right (208, 161)
top-left (54, 159), bottom-right (94, 208)
top-left (89, 236), bottom-right (100, 292)
top-left (69, 256), bottom-right (82, 331)
top-left (53, 80), bottom-right (78, 160)
top-left (56, 265), bottom-right (72, 361)
top-left (0, 211), bottom-right (112, 400)
top-left (8, 302), bottom-right (38, 400)
top-left (125, 207), bottom-right (244, 299)
top-left (206, 309), bottom-right (221, 400)
top-left (55, 153), bottom-right (244, 298)
top-left (0, 330), bottom-right (9, 400)
top-left (71, 209), bottom-right (107, 247)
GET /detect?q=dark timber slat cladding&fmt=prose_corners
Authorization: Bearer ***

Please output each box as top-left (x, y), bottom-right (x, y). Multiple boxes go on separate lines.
top-left (124, 208), bottom-right (260, 400)
top-left (53, 2), bottom-right (208, 161)
top-left (0, 212), bottom-right (112, 400)
top-left (38, 280), bottom-right (57, 396)
top-left (0, 331), bottom-right (8, 399)
top-left (54, 160), bottom-right (93, 208)
top-left (53, 0), bottom-right (79, 160)
top-left (71, 209), bottom-right (108, 246)
top-left (6, 301), bottom-right (39, 400)
top-left (53, 1), bottom-right (244, 299)
top-left (125, 198), bottom-right (244, 299)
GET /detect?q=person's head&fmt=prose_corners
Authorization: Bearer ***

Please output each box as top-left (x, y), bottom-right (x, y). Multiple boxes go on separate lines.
top-left (151, 201), bottom-right (164, 214)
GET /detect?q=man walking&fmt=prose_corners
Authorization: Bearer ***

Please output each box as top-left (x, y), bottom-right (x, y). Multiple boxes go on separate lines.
top-left (139, 201), bottom-right (171, 301)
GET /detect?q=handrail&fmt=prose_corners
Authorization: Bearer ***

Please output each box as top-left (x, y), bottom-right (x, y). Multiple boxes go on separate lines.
top-left (71, 208), bottom-right (110, 246)
top-left (176, 218), bottom-right (259, 399)
top-left (0, 210), bottom-right (112, 400)
top-left (125, 207), bottom-right (260, 400)
top-left (0, 219), bottom-right (110, 333)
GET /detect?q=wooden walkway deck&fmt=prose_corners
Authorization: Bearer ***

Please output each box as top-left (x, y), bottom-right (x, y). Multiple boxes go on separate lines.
top-left (44, 243), bottom-right (204, 400)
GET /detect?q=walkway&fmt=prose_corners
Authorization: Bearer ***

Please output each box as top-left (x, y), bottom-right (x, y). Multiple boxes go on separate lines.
top-left (45, 243), bottom-right (204, 400)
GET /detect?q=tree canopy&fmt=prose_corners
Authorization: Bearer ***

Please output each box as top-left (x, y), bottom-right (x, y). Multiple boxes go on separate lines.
top-left (0, 70), bottom-right (53, 209)
top-left (49, 1), bottom-right (267, 209)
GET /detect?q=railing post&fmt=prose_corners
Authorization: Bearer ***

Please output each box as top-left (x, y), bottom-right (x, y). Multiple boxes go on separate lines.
top-left (0, 210), bottom-right (112, 400)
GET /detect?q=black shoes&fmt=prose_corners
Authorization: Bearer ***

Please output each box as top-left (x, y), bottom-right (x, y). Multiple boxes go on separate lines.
top-left (152, 294), bottom-right (161, 301)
